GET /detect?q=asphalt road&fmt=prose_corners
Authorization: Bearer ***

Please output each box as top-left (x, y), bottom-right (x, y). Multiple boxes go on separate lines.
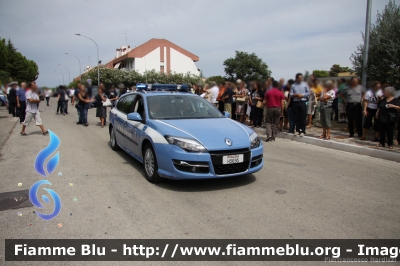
top-left (0, 103), bottom-right (399, 266)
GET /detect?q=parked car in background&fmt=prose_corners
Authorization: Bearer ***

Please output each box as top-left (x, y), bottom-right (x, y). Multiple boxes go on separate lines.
top-left (0, 91), bottom-right (7, 106)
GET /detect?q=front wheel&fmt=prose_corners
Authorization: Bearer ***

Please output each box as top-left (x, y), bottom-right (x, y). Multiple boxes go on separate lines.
top-left (110, 127), bottom-right (121, 151)
top-left (143, 144), bottom-right (162, 183)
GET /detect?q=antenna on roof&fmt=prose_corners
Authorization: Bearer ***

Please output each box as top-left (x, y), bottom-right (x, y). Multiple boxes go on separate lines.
top-left (122, 30), bottom-right (130, 46)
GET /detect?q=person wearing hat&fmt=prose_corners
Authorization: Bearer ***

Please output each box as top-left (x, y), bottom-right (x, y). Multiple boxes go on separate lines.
top-left (8, 82), bottom-right (18, 117)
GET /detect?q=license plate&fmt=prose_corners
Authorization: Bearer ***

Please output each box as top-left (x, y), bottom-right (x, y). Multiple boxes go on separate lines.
top-left (222, 154), bottom-right (244, 164)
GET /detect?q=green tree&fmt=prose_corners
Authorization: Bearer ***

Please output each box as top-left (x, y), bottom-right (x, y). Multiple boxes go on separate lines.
top-left (81, 67), bottom-right (201, 88)
top-left (329, 64), bottom-right (353, 77)
top-left (0, 38), bottom-right (39, 84)
top-left (351, 0), bottom-right (400, 88)
top-left (206, 75), bottom-right (225, 84)
top-left (313, 70), bottom-right (330, 78)
top-left (223, 51), bottom-right (271, 82)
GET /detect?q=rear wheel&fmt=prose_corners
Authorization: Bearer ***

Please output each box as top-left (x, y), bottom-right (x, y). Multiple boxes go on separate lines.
top-left (110, 127), bottom-right (121, 151)
top-left (143, 144), bottom-right (162, 183)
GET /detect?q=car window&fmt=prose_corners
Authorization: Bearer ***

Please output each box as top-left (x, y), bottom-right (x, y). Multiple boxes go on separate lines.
top-left (147, 95), bottom-right (224, 120)
top-left (116, 96), bottom-right (126, 112)
top-left (120, 95), bottom-right (136, 114)
top-left (132, 95), bottom-right (146, 119)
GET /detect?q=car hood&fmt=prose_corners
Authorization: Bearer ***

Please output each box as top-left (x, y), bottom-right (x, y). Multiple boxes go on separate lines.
top-left (152, 118), bottom-right (252, 151)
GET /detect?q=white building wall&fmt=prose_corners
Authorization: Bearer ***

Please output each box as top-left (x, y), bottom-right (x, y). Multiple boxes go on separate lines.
top-left (170, 48), bottom-right (199, 76)
top-left (134, 47), bottom-right (160, 74)
top-left (164, 47), bottom-right (167, 71)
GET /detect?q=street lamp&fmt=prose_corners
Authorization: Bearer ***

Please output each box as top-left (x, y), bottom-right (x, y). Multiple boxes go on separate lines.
top-left (144, 56), bottom-right (147, 84)
top-left (75, 33), bottom-right (100, 86)
top-left (361, 0), bottom-right (372, 88)
top-left (64, 53), bottom-right (82, 80)
top-left (58, 64), bottom-right (70, 84)
top-left (55, 70), bottom-right (64, 85)
top-left (52, 76), bottom-right (60, 85)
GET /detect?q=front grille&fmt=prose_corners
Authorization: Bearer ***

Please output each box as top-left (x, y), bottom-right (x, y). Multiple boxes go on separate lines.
top-left (213, 162), bottom-right (249, 175)
top-left (210, 149), bottom-right (251, 175)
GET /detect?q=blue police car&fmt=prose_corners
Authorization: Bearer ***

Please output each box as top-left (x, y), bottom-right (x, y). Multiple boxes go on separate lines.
top-left (109, 84), bottom-right (264, 183)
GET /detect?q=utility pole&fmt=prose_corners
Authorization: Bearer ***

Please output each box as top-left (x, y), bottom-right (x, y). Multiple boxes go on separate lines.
top-left (144, 57), bottom-right (147, 84)
top-left (362, 0), bottom-right (372, 88)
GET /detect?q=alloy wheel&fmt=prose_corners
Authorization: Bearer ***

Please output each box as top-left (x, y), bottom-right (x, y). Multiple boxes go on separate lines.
top-left (144, 149), bottom-right (155, 177)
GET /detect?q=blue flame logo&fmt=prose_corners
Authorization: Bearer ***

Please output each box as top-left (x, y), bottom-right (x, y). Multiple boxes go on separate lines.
top-left (34, 130), bottom-right (60, 177)
top-left (29, 130), bottom-right (62, 220)
top-left (29, 180), bottom-right (62, 220)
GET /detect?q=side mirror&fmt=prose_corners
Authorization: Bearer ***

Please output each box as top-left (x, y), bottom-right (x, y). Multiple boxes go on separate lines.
top-left (127, 112), bottom-right (143, 121)
top-left (223, 111), bottom-right (230, 118)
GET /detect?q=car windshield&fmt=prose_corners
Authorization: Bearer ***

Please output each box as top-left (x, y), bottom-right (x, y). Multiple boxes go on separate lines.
top-left (147, 95), bottom-right (224, 120)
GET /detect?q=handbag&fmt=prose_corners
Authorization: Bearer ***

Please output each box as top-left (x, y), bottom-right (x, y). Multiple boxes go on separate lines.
top-left (256, 100), bottom-right (264, 109)
top-left (236, 97), bottom-right (246, 102)
top-left (102, 98), bottom-right (112, 107)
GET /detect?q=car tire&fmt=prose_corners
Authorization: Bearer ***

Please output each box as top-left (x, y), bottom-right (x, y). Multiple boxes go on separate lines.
top-left (143, 143), bottom-right (162, 183)
top-left (0, 100), bottom-right (4, 106)
top-left (110, 127), bottom-right (121, 151)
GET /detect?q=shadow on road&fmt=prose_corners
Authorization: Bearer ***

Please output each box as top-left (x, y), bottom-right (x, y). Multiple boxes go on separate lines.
top-left (156, 174), bottom-right (256, 192)
top-left (109, 141), bottom-right (257, 192)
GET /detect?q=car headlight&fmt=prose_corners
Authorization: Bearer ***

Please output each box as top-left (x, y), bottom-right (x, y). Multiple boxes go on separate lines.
top-left (250, 132), bottom-right (261, 149)
top-left (165, 136), bottom-right (207, 152)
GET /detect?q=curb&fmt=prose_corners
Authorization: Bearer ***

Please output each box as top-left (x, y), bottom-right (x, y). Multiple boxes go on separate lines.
top-left (253, 127), bottom-right (400, 163)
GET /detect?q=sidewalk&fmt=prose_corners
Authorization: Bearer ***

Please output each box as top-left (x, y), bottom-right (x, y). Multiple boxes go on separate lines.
top-left (253, 120), bottom-right (400, 163)
top-left (0, 106), bottom-right (19, 156)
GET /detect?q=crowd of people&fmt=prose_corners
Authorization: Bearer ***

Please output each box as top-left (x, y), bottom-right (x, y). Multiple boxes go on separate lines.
top-left (197, 73), bottom-right (400, 148)
top-left (1, 81), bottom-right (49, 136)
top-left (69, 81), bottom-right (128, 128)
top-left (2, 75), bottom-right (400, 148)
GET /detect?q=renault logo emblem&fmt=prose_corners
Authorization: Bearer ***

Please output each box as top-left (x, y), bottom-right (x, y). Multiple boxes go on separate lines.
top-left (225, 138), bottom-right (232, 146)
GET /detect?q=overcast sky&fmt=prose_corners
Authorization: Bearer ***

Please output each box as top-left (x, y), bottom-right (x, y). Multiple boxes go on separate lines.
top-left (0, 0), bottom-right (390, 86)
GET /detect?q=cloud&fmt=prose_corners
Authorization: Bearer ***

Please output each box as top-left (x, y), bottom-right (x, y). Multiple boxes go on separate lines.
top-left (0, 0), bottom-right (390, 86)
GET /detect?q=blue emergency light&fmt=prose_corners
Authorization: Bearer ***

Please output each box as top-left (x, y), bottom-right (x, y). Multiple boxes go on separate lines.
top-left (136, 83), bottom-right (148, 91)
top-left (136, 83), bottom-right (190, 92)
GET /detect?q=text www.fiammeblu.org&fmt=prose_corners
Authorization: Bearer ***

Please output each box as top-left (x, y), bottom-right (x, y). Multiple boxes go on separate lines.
top-left (122, 244), bottom-right (399, 259)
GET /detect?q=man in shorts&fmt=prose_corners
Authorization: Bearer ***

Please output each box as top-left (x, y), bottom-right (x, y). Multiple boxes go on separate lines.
top-left (20, 82), bottom-right (49, 136)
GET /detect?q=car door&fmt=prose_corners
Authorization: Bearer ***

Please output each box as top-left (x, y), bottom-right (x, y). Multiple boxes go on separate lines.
top-left (124, 95), bottom-right (145, 157)
top-left (114, 95), bottom-right (134, 149)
